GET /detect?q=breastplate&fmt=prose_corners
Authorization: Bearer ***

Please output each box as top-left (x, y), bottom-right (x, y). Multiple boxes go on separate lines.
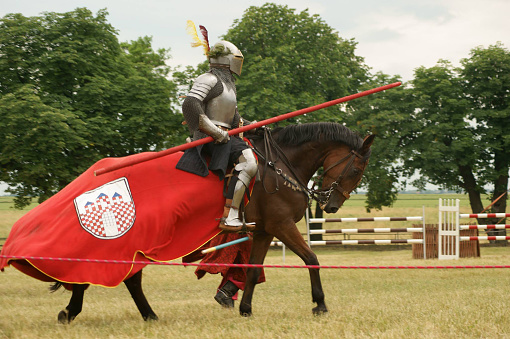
top-left (205, 81), bottom-right (237, 129)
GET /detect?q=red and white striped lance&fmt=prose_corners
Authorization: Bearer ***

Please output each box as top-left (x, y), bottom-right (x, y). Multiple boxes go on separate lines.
top-left (271, 239), bottom-right (424, 246)
top-left (309, 227), bottom-right (423, 234)
top-left (309, 216), bottom-right (423, 223)
top-left (460, 225), bottom-right (510, 230)
top-left (460, 213), bottom-right (510, 219)
top-left (460, 236), bottom-right (510, 241)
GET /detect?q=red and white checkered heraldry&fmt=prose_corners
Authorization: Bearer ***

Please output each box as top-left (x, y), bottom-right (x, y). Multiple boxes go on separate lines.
top-left (74, 178), bottom-right (135, 239)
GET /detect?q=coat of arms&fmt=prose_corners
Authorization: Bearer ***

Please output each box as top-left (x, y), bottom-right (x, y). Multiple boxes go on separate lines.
top-left (74, 177), bottom-right (136, 239)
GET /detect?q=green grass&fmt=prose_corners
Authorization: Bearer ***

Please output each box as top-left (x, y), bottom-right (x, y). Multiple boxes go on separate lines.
top-left (1, 195), bottom-right (509, 338)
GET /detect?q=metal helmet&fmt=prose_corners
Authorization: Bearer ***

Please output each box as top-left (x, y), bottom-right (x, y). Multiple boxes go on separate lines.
top-left (208, 41), bottom-right (244, 76)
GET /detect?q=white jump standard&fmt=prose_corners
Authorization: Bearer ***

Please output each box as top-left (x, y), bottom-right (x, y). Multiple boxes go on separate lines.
top-left (439, 198), bottom-right (510, 260)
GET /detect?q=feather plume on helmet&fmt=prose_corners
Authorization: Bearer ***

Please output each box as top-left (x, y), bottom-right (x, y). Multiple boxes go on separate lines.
top-left (186, 21), bottom-right (244, 75)
top-left (186, 20), bottom-right (210, 55)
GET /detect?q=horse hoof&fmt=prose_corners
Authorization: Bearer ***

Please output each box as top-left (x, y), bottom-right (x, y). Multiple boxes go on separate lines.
top-left (239, 303), bottom-right (252, 317)
top-left (312, 305), bottom-right (328, 315)
top-left (240, 311), bottom-right (252, 317)
top-left (58, 309), bottom-right (72, 324)
top-left (144, 314), bottom-right (159, 321)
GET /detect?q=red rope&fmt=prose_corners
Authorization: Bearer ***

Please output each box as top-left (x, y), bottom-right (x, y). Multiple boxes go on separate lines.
top-left (2, 255), bottom-right (510, 269)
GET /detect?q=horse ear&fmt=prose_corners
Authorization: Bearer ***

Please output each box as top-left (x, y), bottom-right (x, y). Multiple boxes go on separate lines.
top-left (360, 134), bottom-right (375, 155)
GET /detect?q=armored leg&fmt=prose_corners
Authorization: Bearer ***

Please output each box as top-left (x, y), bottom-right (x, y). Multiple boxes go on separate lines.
top-left (214, 280), bottom-right (239, 308)
top-left (220, 149), bottom-right (257, 231)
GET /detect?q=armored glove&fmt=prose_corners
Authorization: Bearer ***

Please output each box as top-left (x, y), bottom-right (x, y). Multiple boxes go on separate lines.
top-left (199, 114), bottom-right (230, 143)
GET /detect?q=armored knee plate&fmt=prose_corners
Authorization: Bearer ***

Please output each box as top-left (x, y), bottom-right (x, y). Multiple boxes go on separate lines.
top-left (234, 149), bottom-right (258, 187)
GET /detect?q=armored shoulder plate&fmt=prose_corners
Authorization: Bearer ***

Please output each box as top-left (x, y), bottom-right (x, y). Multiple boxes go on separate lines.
top-left (187, 73), bottom-right (218, 101)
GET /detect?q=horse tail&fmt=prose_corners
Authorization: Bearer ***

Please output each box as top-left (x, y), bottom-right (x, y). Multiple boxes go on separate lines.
top-left (49, 282), bottom-right (64, 293)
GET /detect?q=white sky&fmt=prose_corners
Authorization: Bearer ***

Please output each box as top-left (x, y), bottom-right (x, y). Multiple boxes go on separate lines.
top-left (1, 0), bottom-right (509, 194)
top-left (1, 0), bottom-right (509, 81)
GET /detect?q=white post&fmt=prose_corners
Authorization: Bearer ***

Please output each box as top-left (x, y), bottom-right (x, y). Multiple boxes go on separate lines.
top-left (438, 198), bottom-right (460, 260)
top-left (305, 208), bottom-right (311, 248)
top-left (423, 205), bottom-right (426, 259)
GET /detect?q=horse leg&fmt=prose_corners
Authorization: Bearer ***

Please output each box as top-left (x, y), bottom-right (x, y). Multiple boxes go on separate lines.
top-left (271, 221), bottom-right (328, 315)
top-left (58, 284), bottom-right (88, 324)
top-left (239, 231), bottom-right (274, 317)
top-left (124, 269), bottom-right (158, 321)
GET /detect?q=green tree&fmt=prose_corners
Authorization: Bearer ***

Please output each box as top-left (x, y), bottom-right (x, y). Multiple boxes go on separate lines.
top-left (343, 72), bottom-right (412, 210)
top-left (177, 3), bottom-right (399, 210)
top-left (0, 8), bottom-right (181, 208)
top-left (222, 3), bottom-right (369, 125)
top-left (461, 43), bottom-right (510, 217)
top-left (221, 3), bottom-right (378, 216)
top-left (403, 60), bottom-right (479, 202)
top-left (399, 45), bottom-right (509, 241)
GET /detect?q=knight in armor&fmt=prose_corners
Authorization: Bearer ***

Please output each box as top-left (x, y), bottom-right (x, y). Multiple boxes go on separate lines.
top-left (176, 38), bottom-right (257, 232)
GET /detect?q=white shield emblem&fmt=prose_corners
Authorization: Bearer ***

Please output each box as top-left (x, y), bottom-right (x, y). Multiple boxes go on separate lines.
top-left (74, 177), bottom-right (136, 239)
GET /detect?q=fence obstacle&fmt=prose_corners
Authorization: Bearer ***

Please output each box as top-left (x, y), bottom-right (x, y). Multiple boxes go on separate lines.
top-left (438, 198), bottom-right (510, 260)
top-left (292, 207), bottom-right (427, 259)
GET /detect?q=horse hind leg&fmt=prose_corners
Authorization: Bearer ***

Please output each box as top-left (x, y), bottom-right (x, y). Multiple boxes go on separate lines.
top-left (51, 282), bottom-right (88, 324)
top-left (124, 270), bottom-right (158, 321)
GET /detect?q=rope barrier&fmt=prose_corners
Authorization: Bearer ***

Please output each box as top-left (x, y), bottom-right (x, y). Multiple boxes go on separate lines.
top-left (2, 255), bottom-right (510, 269)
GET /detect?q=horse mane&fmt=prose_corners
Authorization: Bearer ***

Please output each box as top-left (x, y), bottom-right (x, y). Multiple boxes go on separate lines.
top-left (273, 122), bottom-right (364, 151)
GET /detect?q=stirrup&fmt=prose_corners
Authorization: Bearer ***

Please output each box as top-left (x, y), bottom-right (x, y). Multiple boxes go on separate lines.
top-left (219, 218), bottom-right (256, 233)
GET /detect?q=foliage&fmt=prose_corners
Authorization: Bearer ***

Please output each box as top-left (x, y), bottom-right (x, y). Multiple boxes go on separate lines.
top-left (173, 62), bottom-right (209, 99)
top-left (347, 43), bottom-right (510, 214)
top-left (460, 43), bottom-right (510, 214)
top-left (222, 3), bottom-right (369, 125)
top-left (344, 73), bottom-right (413, 210)
top-left (403, 60), bottom-right (477, 191)
top-left (402, 44), bottom-right (510, 215)
top-left (0, 8), bottom-right (181, 208)
top-left (207, 44), bottom-right (231, 59)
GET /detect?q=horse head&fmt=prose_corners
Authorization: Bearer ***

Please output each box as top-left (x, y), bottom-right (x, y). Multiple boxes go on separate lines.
top-left (319, 134), bottom-right (375, 213)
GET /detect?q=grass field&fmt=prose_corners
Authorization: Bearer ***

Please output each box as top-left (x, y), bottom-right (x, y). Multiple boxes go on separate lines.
top-left (1, 195), bottom-right (509, 338)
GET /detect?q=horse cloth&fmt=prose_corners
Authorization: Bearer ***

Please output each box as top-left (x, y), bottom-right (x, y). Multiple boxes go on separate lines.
top-left (184, 232), bottom-right (266, 289)
top-left (0, 152), bottom-right (229, 287)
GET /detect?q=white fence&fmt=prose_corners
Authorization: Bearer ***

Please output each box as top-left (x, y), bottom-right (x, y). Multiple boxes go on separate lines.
top-left (438, 198), bottom-right (510, 260)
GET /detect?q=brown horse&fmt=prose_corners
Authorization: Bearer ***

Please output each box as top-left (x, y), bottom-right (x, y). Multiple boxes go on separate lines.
top-left (240, 122), bottom-right (374, 316)
top-left (53, 122), bottom-right (374, 322)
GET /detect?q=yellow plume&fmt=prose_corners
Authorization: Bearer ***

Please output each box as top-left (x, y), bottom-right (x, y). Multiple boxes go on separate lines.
top-left (186, 20), bottom-right (209, 56)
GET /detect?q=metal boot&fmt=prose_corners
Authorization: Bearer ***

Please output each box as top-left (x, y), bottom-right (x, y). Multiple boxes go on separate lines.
top-left (224, 180), bottom-right (247, 227)
top-left (214, 281), bottom-right (239, 308)
top-left (219, 149), bottom-right (257, 232)
top-left (219, 180), bottom-right (255, 232)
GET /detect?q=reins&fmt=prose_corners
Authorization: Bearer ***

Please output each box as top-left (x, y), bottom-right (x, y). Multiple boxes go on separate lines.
top-left (259, 128), bottom-right (309, 194)
top-left (248, 128), bottom-right (362, 208)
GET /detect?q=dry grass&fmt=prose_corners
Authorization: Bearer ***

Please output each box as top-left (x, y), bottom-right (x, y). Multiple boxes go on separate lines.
top-left (1, 248), bottom-right (510, 338)
top-left (1, 195), bottom-right (510, 338)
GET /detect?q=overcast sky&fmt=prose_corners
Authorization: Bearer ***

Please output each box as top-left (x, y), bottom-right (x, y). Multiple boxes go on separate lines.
top-left (2, 0), bottom-right (509, 82)
top-left (1, 0), bottom-right (509, 194)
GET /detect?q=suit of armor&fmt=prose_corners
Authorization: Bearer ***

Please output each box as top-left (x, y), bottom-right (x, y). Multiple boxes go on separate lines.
top-left (176, 41), bottom-right (257, 231)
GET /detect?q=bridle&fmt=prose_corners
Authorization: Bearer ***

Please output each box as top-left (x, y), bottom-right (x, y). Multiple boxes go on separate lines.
top-left (249, 128), bottom-right (367, 209)
top-left (309, 150), bottom-right (366, 209)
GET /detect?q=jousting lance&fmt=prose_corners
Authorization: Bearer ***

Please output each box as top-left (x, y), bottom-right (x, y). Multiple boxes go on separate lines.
top-left (201, 236), bottom-right (251, 254)
top-left (94, 81), bottom-right (401, 176)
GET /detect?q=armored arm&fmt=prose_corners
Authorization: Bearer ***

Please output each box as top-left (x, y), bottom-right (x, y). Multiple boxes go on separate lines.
top-left (183, 73), bottom-right (229, 143)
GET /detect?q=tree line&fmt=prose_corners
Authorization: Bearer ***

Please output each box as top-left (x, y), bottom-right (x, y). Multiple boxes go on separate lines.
top-left (1, 4), bottom-right (509, 219)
